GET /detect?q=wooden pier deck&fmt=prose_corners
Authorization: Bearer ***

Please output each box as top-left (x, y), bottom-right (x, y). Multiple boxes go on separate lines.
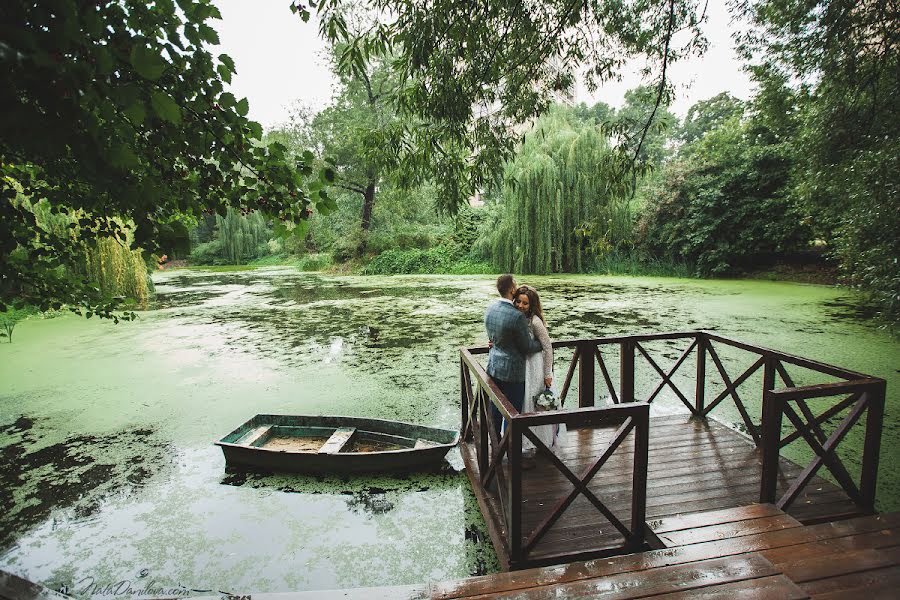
top-left (458, 331), bottom-right (886, 570)
top-left (460, 412), bottom-right (863, 569)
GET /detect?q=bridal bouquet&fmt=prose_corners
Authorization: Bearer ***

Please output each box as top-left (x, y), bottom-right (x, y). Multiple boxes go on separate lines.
top-left (534, 388), bottom-right (560, 411)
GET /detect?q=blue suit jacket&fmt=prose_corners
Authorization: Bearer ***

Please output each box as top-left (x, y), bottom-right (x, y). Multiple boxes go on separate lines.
top-left (484, 300), bottom-right (542, 382)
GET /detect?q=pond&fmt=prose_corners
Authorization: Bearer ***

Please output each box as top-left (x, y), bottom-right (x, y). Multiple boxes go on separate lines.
top-left (1, 269), bottom-right (897, 596)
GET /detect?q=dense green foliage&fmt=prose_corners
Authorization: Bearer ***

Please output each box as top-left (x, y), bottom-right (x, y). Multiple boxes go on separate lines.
top-left (314, 0), bottom-right (709, 212)
top-left (363, 247), bottom-right (492, 275)
top-left (487, 107), bottom-right (634, 274)
top-left (638, 114), bottom-right (810, 275)
top-left (1, 0), bottom-right (330, 318)
top-left (733, 0), bottom-right (899, 321)
top-left (5, 0), bottom-right (894, 325)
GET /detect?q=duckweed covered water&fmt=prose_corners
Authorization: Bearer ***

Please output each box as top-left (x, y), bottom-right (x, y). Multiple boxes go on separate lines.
top-left (0, 269), bottom-right (897, 596)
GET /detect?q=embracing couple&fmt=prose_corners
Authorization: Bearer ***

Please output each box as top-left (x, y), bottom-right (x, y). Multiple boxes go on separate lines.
top-left (484, 274), bottom-right (562, 458)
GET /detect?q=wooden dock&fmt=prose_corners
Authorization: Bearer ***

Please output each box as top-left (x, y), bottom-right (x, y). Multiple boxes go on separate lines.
top-left (459, 331), bottom-right (886, 570)
top-left (459, 412), bottom-right (863, 569)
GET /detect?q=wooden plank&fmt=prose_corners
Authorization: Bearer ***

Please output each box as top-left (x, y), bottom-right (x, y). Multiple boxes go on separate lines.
top-left (533, 499), bottom-right (826, 552)
top-left (459, 442), bottom-right (510, 571)
top-left (702, 332), bottom-right (873, 380)
top-left (762, 534), bottom-right (900, 566)
top-left (648, 575), bottom-right (808, 600)
top-left (657, 514), bottom-right (803, 547)
top-left (525, 483), bottom-right (845, 537)
top-left (474, 554), bottom-right (779, 599)
top-left (414, 438), bottom-right (439, 449)
top-left (663, 513), bottom-right (900, 558)
top-left (649, 504), bottom-right (787, 534)
top-left (523, 484), bottom-right (841, 542)
top-left (775, 547), bottom-right (899, 583)
top-left (800, 566), bottom-right (900, 598)
top-left (317, 427), bottom-right (356, 454)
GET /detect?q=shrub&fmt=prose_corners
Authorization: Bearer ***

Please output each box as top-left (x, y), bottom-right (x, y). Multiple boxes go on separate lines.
top-left (189, 239), bottom-right (226, 265)
top-left (363, 246), bottom-right (493, 275)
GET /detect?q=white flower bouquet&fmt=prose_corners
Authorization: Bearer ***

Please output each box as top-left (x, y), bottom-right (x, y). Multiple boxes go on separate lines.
top-left (534, 387), bottom-right (560, 411)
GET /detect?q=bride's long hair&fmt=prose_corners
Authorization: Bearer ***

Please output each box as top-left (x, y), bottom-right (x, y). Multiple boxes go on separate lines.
top-left (514, 285), bottom-right (545, 324)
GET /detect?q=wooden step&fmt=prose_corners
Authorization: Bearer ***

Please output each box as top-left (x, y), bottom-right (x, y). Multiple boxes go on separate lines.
top-left (648, 504), bottom-right (804, 549)
top-left (318, 427), bottom-right (356, 454)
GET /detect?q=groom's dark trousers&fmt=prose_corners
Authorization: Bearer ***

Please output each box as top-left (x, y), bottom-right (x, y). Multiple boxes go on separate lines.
top-left (491, 378), bottom-right (525, 440)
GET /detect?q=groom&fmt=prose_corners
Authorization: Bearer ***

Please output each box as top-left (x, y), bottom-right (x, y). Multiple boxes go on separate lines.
top-left (484, 274), bottom-right (542, 440)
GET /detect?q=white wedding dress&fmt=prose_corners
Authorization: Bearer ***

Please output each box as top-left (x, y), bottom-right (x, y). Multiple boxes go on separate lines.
top-left (522, 315), bottom-right (563, 454)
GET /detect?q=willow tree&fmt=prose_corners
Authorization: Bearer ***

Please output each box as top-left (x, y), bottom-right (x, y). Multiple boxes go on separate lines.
top-left (491, 107), bottom-right (633, 274)
top-left (216, 209), bottom-right (270, 264)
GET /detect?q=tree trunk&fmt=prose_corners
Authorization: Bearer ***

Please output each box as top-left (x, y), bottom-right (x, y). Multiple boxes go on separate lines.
top-left (359, 179), bottom-right (376, 253)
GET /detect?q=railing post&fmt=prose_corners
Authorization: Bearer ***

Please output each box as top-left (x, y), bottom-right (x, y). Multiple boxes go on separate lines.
top-left (860, 381), bottom-right (886, 514)
top-left (695, 333), bottom-right (706, 415)
top-left (630, 403), bottom-right (650, 548)
top-left (478, 387), bottom-right (489, 476)
top-left (620, 340), bottom-right (635, 403)
top-left (460, 359), bottom-right (469, 440)
top-left (508, 418), bottom-right (522, 566)
top-left (763, 354), bottom-right (776, 397)
top-left (760, 356), bottom-right (781, 503)
top-left (578, 341), bottom-right (596, 407)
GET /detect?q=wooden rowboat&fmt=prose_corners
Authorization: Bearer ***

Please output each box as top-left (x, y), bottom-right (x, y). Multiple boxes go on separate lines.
top-left (215, 414), bottom-right (459, 473)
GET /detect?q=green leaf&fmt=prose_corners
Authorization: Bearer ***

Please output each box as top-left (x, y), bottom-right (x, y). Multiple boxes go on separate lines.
top-left (151, 91), bottom-right (182, 124)
top-left (219, 92), bottom-right (236, 108)
top-left (109, 144), bottom-right (139, 168)
top-left (122, 102), bottom-right (147, 124)
top-left (247, 120), bottom-right (263, 140)
top-left (236, 97), bottom-right (249, 117)
top-left (130, 45), bottom-right (167, 81)
top-left (198, 24), bottom-right (220, 44)
top-left (293, 219), bottom-right (310, 239)
top-left (218, 54), bottom-right (236, 74)
top-left (216, 64), bottom-right (232, 83)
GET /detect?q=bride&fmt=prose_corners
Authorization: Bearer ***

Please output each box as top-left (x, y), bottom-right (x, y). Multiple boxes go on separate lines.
top-left (513, 285), bottom-right (562, 455)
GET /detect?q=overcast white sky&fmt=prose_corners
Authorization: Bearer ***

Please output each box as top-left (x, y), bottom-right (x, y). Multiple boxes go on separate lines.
top-left (212, 1), bottom-right (754, 129)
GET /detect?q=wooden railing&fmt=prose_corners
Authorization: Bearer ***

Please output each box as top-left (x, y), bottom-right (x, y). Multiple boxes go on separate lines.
top-left (461, 330), bottom-right (886, 564)
top-left (460, 346), bottom-right (649, 567)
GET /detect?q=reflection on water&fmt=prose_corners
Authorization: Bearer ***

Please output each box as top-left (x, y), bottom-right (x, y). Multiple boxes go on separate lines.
top-left (0, 268), bottom-right (897, 596)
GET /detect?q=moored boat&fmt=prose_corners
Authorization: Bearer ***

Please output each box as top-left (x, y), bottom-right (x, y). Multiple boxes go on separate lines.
top-left (215, 414), bottom-right (459, 473)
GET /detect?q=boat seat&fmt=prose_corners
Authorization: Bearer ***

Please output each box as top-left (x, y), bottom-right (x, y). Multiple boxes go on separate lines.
top-left (236, 425), bottom-right (272, 447)
top-left (414, 438), bottom-right (440, 449)
top-left (318, 427), bottom-right (356, 454)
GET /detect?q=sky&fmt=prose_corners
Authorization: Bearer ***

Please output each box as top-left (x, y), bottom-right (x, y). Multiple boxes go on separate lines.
top-left (212, 1), bottom-right (754, 129)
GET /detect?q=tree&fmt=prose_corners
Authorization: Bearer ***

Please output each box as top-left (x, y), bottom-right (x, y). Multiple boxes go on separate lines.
top-left (306, 47), bottom-right (407, 250)
top-left (637, 115), bottom-right (810, 275)
top-left (610, 85), bottom-right (678, 166)
top-left (311, 0), bottom-right (711, 213)
top-left (489, 106), bottom-right (634, 274)
top-left (678, 92), bottom-right (745, 144)
top-left (1, 0), bottom-right (331, 318)
top-left (733, 0), bottom-right (900, 321)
